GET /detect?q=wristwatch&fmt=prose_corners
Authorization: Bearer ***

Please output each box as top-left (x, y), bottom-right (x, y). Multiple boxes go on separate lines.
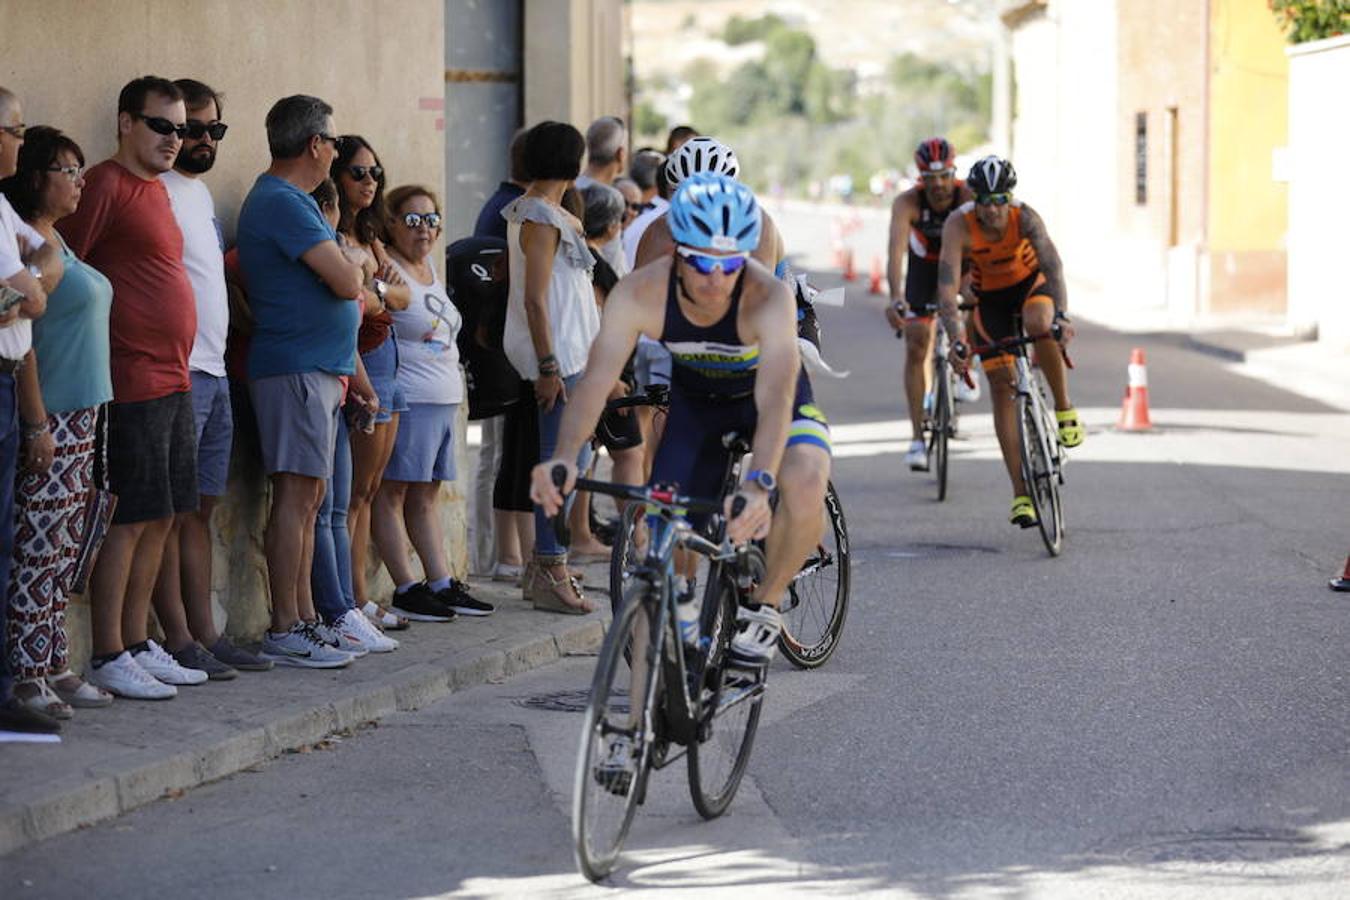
top-left (1053, 309), bottom-right (1071, 323)
top-left (26, 263), bottom-right (42, 283)
top-left (371, 278), bottom-right (389, 303)
top-left (743, 469), bottom-right (776, 493)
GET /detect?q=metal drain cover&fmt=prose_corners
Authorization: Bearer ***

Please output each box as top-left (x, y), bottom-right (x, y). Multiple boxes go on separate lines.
top-left (882, 542), bottom-right (1001, 559)
top-left (1113, 828), bottom-right (1335, 874)
top-left (515, 689), bottom-right (628, 714)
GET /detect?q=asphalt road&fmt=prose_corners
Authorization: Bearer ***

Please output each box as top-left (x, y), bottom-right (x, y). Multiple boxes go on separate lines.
top-left (4, 242), bottom-right (1348, 897)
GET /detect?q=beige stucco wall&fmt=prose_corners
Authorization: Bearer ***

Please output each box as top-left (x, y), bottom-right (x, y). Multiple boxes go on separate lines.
top-left (0, 0), bottom-right (458, 662)
top-left (524, 0), bottom-right (626, 132)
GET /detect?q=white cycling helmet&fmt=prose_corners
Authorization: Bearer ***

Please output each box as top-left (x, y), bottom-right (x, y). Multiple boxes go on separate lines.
top-left (664, 136), bottom-right (740, 188)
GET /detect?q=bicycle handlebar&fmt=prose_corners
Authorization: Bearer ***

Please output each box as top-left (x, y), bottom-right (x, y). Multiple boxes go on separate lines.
top-left (892, 299), bottom-right (978, 339)
top-left (548, 464), bottom-right (730, 547)
top-left (603, 383), bottom-right (670, 413)
top-left (951, 323), bottom-right (1075, 387)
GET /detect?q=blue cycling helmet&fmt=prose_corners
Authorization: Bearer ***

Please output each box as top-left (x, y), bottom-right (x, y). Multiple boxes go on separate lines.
top-left (667, 172), bottom-right (762, 253)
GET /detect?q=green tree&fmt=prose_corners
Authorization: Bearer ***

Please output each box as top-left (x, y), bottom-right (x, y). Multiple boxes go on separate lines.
top-left (722, 12), bottom-right (787, 45)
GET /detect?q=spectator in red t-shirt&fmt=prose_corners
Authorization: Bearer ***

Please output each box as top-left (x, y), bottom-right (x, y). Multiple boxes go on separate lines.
top-left (58, 76), bottom-right (207, 701)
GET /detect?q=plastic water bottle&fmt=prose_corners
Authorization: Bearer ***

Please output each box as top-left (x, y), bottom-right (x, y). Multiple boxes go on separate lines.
top-left (675, 576), bottom-right (701, 647)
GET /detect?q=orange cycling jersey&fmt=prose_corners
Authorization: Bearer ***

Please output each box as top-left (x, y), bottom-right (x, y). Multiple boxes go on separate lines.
top-left (961, 200), bottom-right (1040, 292)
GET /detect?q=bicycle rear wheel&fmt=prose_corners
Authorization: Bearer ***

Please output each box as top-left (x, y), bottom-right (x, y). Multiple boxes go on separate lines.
top-left (778, 481), bottom-right (851, 669)
top-left (607, 503), bottom-right (643, 614)
top-left (573, 583), bottom-right (661, 881)
top-left (1018, 394), bottom-right (1064, 556)
top-left (934, 364), bottom-right (952, 502)
top-left (688, 547), bottom-right (766, 819)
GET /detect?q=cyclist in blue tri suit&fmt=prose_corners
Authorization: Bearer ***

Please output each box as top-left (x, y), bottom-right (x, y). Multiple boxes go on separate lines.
top-left (531, 173), bottom-right (832, 666)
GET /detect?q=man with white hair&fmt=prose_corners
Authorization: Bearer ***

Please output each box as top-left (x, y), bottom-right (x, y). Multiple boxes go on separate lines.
top-left (576, 116), bottom-right (629, 276)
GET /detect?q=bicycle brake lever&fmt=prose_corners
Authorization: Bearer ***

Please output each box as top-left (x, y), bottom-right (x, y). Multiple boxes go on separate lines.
top-left (730, 494), bottom-right (747, 519)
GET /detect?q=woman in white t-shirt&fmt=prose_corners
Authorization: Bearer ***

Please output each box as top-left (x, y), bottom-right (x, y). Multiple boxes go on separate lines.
top-left (501, 121), bottom-right (600, 615)
top-left (374, 186), bottom-right (494, 620)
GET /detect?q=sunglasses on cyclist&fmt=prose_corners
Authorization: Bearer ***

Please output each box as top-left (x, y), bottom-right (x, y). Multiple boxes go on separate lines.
top-left (184, 120), bottom-right (228, 141)
top-left (676, 246), bottom-right (749, 276)
top-left (131, 113), bottom-right (188, 140)
top-left (347, 164), bottom-right (383, 183)
top-left (402, 211), bottom-right (442, 229)
top-left (975, 192), bottom-right (1012, 207)
top-left (920, 169), bottom-right (955, 182)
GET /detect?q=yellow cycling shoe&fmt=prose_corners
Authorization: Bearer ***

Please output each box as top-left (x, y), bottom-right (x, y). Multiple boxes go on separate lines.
top-left (1010, 495), bottom-right (1037, 528)
top-left (1056, 408), bottom-right (1084, 448)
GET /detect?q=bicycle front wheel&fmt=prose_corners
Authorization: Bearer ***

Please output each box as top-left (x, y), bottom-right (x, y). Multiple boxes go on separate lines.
top-left (688, 547), bottom-right (766, 818)
top-left (778, 481), bottom-right (851, 669)
top-left (573, 583), bottom-right (660, 882)
top-left (934, 363), bottom-right (952, 502)
top-left (1018, 394), bottom-right (1064, 556)
top-left (607, 503), bottom-right (643, 614)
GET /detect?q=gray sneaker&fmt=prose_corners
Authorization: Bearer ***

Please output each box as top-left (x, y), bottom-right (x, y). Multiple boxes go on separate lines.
top-left (260, 623), bottom-right (352, 669)
top-left (208, 636), bottom-right (274, 672)
top-left (170, 642), bottom-right (237, 681)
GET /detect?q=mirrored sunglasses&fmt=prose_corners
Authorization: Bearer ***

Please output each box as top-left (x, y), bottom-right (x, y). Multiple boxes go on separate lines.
top-left (975, 192), bottom-right (1012, 207)
top-left (347, 164), bottom-right (383, 182)
top-left (402, 212), bottom-right (442, 229)
top-left (185, 121), bottom-right (228, 141)
top-left (676, 246), bottom-right (749, 275)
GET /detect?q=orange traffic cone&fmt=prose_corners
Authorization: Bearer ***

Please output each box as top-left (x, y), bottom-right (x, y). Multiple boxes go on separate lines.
top-left (868, 255), bottom-right (883, 294)
top-left (1116, 347), bottom-right (1153, 431)
top-left (842, 247), bottom-right (856, 281)
top-left (1332, 554), bottom-right (1350, 592)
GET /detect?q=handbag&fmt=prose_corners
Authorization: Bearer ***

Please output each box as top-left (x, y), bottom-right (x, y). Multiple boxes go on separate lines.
top-left (70, 405), bottom-right (117, 594)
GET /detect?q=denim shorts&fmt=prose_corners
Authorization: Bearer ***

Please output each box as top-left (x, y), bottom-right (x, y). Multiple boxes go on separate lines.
top-left (190, 371), bottom-right (233, 497)
top-left (360, 336), bottom-right (408, 424)
top-left (249, 372), bottom-right (343, 479)
top-left (384, 402), bottom-right (457, 483)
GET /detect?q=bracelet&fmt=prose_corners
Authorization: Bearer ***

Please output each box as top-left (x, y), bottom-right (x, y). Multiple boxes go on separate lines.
top-left (21, 421), bottom-right (47, 441)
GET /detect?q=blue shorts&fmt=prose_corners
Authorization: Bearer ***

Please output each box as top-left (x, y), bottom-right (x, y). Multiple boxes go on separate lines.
top-left (250, 372), bottom-right (343, 479)
top-left (650, 369), bottom-right (829, 511)
top-left (190, 371), bottom-right (233, 497)
top-left (384, 402), bottom-right (457, 483)
top-left (360, 336), bottom-right (408, 424)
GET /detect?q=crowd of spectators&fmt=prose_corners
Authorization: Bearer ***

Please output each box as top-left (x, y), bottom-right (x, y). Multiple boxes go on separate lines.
top-left (0, 71), bottom-right (700, 736)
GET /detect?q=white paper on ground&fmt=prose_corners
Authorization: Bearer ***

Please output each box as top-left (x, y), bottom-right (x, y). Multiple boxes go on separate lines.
top-left (0, 730), bottom-right (61, 743)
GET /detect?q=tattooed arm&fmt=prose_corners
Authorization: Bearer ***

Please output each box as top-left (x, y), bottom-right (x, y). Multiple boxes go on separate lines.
top-left (1019, 204), bottom-right (1067, 314)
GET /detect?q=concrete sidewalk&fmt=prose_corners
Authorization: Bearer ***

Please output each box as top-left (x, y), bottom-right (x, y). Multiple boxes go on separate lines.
top-left (0, 573), bottom-right (611, 857)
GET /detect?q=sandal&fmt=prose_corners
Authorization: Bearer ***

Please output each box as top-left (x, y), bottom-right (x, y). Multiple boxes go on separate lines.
top-left (362, 601), bottom-right (410, 632)
top-left (46, 672), bottom-right (113, 709)
top-left (18, 679), bottom-right (74, 719)
top-left (530, 564), bottom-right (595, 615)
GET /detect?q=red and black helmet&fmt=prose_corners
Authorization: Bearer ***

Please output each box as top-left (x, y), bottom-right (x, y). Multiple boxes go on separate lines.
top-left (914, 137), bottom-right (956, 174)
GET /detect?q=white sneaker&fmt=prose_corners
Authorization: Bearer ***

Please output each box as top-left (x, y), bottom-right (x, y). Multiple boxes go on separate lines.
top-left (334, 609), bottom-right (398, 653)
top-left (310, 620), bottom-right (366, 659)
top-left (905, 438), bottom-right (929, 472)
top-left (259, 624), bottom-right (352, 668)
top-left (728, 603), bottom-right (783, 668)
top-left (132, 639), bottom-right (209, 686)
top-left (86, 652), bottom-right (177, 700)
top-left (954, 364), bottom-right (982, 403)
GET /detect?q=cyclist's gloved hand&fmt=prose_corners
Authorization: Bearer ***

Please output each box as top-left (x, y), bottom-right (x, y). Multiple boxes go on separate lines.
top-left (725, 487), bottom-right (772, 546)
top-left (949, 339), bottom-right (971, 374)
top-left (530, 459), bottom-right (576, 518)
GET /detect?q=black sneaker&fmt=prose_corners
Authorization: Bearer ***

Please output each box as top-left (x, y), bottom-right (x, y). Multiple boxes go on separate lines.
top-left (390, 583), bottom-right (457, 622)
top-left (436, 580), bottom-right (495, 617)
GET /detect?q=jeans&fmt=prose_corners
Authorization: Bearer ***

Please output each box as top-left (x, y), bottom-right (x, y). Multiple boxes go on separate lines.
top-left (533, 373), bottom-right (593, 557)
top-left (0, 374), bottom-right (19, 699)
top-left (312, 410), bottom-right (355, 623)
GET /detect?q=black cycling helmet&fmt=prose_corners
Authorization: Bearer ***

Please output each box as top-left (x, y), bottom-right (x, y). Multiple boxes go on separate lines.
top-left (966, 155), bottom-right (1017, 196)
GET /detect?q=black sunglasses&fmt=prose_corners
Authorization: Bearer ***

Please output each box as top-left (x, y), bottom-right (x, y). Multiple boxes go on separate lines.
top-left (132, 112), bottom-right (188, 140)
top-left (347, 165), bottom-right (383, 183)
top-left (0, 124), bottom-right (26, 139)
top-left (185, 120), bottom-right (228, 141)
top-left (402, 212), bottom-right (441, 229)
top-left (316, 132), bottom-right (340, 147)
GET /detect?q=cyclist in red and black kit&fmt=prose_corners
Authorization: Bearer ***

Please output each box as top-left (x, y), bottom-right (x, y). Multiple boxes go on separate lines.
top-left (885, 138), bottom-right (975, 471)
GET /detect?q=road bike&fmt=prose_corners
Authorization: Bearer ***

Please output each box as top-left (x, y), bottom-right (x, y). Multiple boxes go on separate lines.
top-left (895, 301), bottom-right (977, 501)
top-left (560, 463), bottom-right (766, 882)
top-left (605, 388), bottom-right (850, 670)
top-left (962, 323), bottom-right (1070, 556)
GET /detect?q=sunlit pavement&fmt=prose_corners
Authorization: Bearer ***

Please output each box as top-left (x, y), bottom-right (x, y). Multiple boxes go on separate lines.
top-left (4, 206), bottom-right (1347, 898)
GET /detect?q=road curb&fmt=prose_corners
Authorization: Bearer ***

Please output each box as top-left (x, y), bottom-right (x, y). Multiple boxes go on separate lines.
top-left (0, 612), bottom-right (605, 857)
